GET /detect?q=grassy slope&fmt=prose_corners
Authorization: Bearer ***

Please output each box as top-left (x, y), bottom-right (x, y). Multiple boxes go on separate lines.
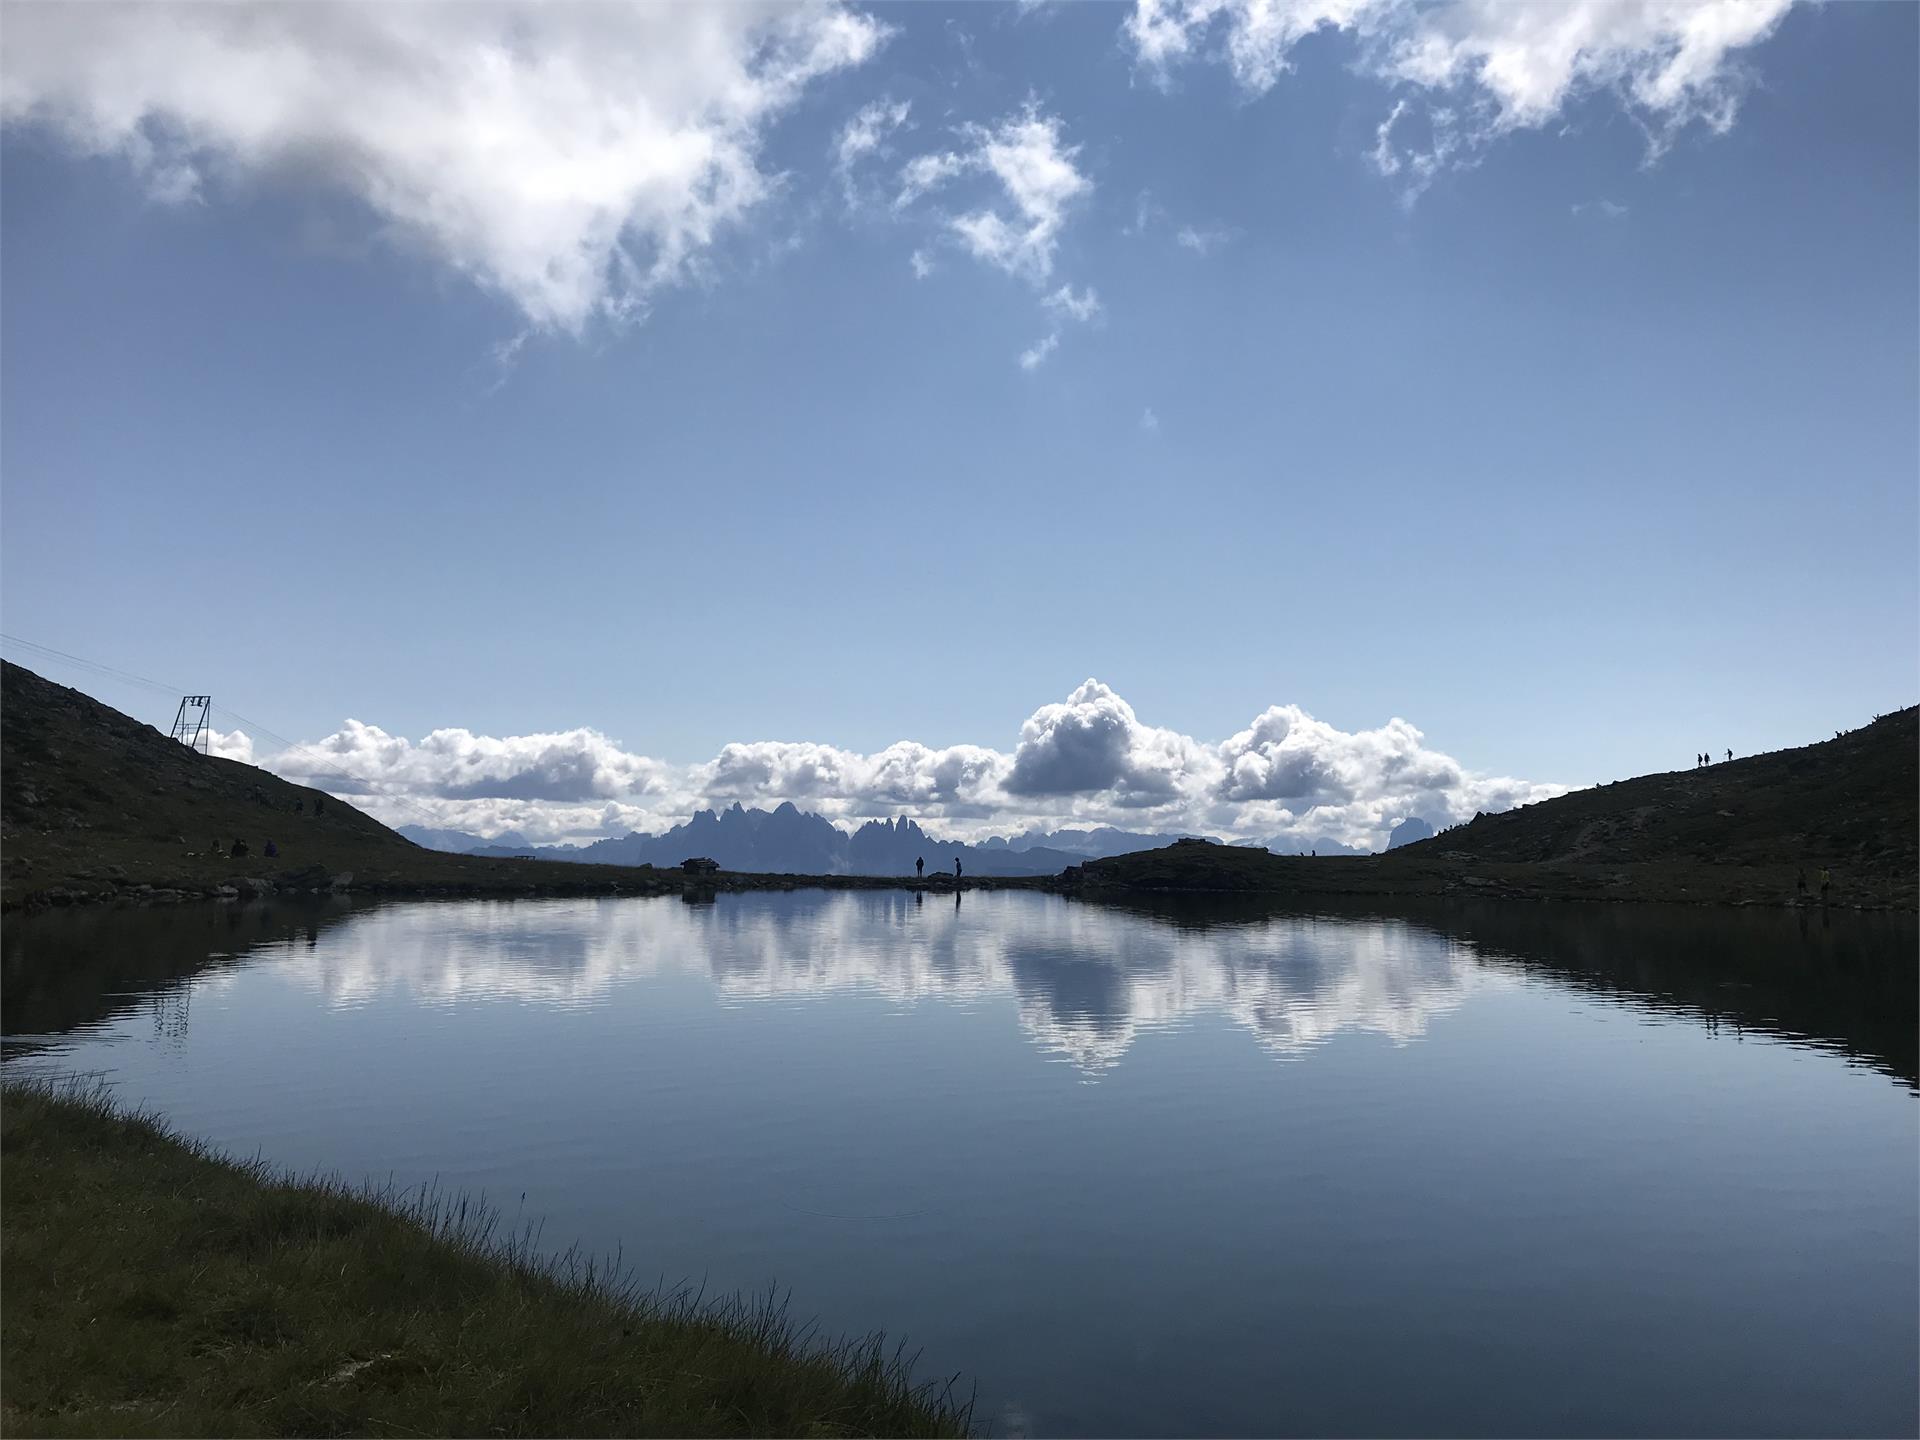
top-left (0, 1082), bottom-right (968, 1439)
top-left (1066, 709), bottom-right (1917, 909)
top-left (0, 661), bottom-right (693, 909)
top-left (1396, 706), bottom-right (1918, 878)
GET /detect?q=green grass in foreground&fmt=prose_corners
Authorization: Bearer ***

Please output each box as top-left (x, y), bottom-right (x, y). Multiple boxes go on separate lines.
top-left (0, 1080), bottom-right (971, 1438)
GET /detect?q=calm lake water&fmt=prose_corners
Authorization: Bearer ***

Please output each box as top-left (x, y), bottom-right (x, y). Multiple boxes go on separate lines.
top-left (5, 891), bottom-right (1916, 1437)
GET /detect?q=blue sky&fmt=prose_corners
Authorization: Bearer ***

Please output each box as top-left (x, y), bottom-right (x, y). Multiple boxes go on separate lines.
top-left (2, 0), bottom-right (1914, 848)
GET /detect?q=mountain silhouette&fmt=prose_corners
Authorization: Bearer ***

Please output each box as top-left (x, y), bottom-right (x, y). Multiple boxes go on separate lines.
top-left (1261, 834), bottom-right (1373, 857)
top-left (398, 824), bottom-right (532, 853)
top-left (994, 826), bottom-right (1198, 858)
top-left (446, 806), bottom-right (1200, 875)
top-left (1386, 817), bottom-right (1437, 850)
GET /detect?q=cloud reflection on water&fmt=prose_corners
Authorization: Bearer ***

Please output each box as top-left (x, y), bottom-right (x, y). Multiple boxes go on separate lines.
top-left (275, 892), bottom-right (1504, 1073)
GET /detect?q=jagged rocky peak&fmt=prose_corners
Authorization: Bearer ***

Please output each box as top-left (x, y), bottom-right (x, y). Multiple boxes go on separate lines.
top-left (1387, 817), bottom-right (1437, 850)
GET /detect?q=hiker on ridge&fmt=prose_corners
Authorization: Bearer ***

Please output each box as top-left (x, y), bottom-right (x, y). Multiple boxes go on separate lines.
top-left (1726, 748), bottom-right (1733, 763)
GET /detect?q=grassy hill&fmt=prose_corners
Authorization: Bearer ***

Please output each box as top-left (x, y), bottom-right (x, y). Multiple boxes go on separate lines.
top-left (1064, 710), bottom-right (1917, 910)
top-left (4, 660), bottom-right (410, 872)
top-left (0, 663), bottom-right (703, 910)
top-left (1397, 707), bottom-right (1917, 878)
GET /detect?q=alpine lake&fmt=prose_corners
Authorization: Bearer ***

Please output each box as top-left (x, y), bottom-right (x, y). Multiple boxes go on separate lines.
top-left (5, 889), bottom-right (1914, 1438)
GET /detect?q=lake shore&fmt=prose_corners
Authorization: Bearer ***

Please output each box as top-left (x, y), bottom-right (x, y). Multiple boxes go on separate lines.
top-left (6, 848), bottom-right (1907, 915)
top-left (0, 1079), bottom-right (970, 1439)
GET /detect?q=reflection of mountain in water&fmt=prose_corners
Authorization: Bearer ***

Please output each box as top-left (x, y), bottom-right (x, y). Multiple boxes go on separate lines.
top-left (1, 897), bottom-right (372, 1052)
top-left (5, 894), bottom-right (1913, 1087)
top-left (170, 896), bottom-right (1485, 1070)
top-left (699, 894), bottom-right (1493, 1071)
top-left (532, 900), bottom-right (1469, 1067)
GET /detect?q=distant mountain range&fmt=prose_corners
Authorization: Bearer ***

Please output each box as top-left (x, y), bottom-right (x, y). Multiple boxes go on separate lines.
top-left (395, 807), bottom-right (1413, 874)
top-left (396, 825), bottom-right (536, 854)
top-left (398, 806), bottom-right (1253, 875)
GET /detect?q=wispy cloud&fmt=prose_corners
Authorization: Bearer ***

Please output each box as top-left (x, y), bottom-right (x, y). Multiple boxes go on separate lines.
top-left (894, 101), bottom-right (1100, 368)
top-left (1123, 188), bottom-right (1168, 236)
top-left (1175, 222), bottom-right (1236, 255)
top-left (895, 102), bottom-right (1092, 286)
top-left (1043, 284), bottom-right (1103, 323)
top-left (1127, 0), bottom-right (1795, 195)
top-left (1018, 283), bottom-right (1102, 369)
top-left (1018, 333), bottom-right (1061, 370)
top-left (832, 97), bottom-right (913, 204)
top-left (1368, 99), bottom-right (1467, 208)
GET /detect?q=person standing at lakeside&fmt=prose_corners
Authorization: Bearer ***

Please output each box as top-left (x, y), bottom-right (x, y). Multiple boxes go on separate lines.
top-left (915, 856), bottom-right (924, 880)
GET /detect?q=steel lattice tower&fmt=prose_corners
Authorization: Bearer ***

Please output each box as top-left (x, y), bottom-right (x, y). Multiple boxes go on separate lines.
top-left (169, 695), bottom-right (212, 754)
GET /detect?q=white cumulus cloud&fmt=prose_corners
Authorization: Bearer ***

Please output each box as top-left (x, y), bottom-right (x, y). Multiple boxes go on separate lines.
top-left (206, 727), bottom-right (255, 765)
top-left (272, 719), bottom-right (668, 805)
top-left (1, 1), bottom-right (890, 334)
top-left (1005, 679), bottom-right (1216, 805)
top-left (257, 679), bottom-right (1565, 852)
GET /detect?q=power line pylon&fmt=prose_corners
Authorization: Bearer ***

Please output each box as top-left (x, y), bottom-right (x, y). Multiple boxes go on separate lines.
top-left (169, 695), bottom-right (212, 754)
